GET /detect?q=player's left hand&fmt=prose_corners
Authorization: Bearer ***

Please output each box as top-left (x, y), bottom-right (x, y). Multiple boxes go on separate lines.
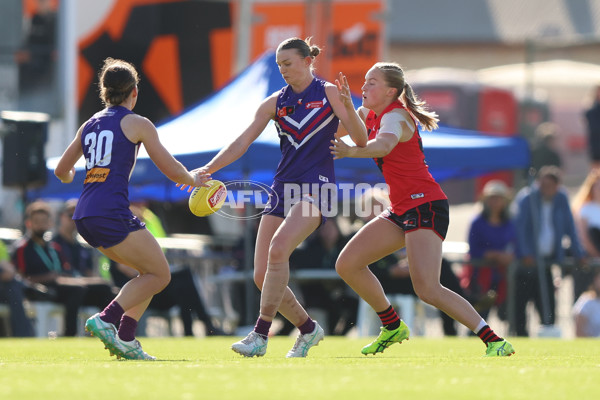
top-left (330, 137), bottom-right (353, 160)
top-left (335, 72), bottom-right (354, 109)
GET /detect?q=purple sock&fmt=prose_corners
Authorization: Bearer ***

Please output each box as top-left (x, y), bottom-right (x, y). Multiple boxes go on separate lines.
top-left (298, 318), bottom-right (315, 335)
top-left (254, 317), bottom-right (272, 340)
top-left (99, 300), bottom-right (124, 326)
top-left (118, 315), bottom-right (138, 342)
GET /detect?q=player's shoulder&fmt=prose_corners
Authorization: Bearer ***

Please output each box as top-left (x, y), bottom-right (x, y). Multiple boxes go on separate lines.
top-left (381, 108), bottom-right (411, 125)
top-left (122, 113), bottom-right (153, 129)
top-left (357, 106), bottom-right (370, 121)
top-left (387, 107), bottom-right (411, 118)
top-left (262, 91), bottom-right (280, 110)
top-left (121, 113), bottom-right (156, 143)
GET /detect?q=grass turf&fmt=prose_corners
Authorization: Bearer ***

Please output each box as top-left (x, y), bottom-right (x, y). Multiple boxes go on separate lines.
top-left (1, 336), bottom-right (599, 400)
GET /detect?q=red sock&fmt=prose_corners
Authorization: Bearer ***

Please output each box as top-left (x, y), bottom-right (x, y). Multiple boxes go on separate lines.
top-left (477, 325), bottom-right (502, 344)
top-left (377, 305), bottom-right (400, 330)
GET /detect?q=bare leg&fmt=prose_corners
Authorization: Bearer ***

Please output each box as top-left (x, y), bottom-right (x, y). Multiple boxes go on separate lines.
top-left (99, 228), bottom-right (170, 319)
top-left (254, 216), bottom-right (307, 325)
top-left (406, 229), bottom-right (482, 330)
top-left (336, 217), bottom-right (405, 312)
top-left (254, 201), bottom-right (321, 324)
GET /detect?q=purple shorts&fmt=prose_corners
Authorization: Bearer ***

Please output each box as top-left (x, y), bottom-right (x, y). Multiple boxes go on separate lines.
top-left (380, 199), bottom-right (449, 240)
top-left (74, 215), bottom-right (146, 248)
top-left (262, 180), bottom-right (332, 226)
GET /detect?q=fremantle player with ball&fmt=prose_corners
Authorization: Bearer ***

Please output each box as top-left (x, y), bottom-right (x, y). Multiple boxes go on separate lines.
top-left (180, 37), bottom-right (368, 357)
top-left (54, 58), bottom-right (210, 360)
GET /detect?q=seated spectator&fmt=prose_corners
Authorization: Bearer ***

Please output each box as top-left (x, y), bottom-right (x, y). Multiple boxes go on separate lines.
top-left (12, 200), bottom-right (116, 336)
top-left (573, 268), bottom-right (600, 337)
top-left (289, 218), bottom-right (358, 335)
top-left (572, 169), bottom-right (600, 299)
top-left (461, 180), bottom-right (516, 321)
top-left (0, 240), bottom-right (34, 336)
top-left (52, 199), bottom-right (97, 277)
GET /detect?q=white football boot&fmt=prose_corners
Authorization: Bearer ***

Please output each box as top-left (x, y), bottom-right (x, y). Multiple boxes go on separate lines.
top-left (231, 331), bottom-right (268, 357)
top-left (286, 321), bottom-right (324, 358)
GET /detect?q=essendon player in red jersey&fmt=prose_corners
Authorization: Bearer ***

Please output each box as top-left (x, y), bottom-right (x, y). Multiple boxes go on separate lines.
top-left (331, 62), bottom-right (515, 357)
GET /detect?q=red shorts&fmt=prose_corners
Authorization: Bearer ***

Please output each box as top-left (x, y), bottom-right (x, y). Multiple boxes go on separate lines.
top-left (380, 199), bottom-right (449, 240)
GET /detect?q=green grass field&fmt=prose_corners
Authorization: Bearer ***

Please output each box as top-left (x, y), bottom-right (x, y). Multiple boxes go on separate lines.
top-left (1, 336), bottom-right (599, 400)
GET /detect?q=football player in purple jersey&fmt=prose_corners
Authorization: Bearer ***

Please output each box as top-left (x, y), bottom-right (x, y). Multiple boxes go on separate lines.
top-left (55, 58), bottom-right (210, 359)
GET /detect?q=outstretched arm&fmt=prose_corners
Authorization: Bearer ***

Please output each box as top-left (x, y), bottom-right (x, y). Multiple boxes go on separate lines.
top-left (204, 93), bottom-right (277, 174)
top-left (125, 115), bottom-right (211, 190)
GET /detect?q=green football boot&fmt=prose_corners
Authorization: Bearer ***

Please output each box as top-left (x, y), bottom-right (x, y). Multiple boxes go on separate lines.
top-left (484, 340), bottom-right (515, 357)
top-left (361, 320), bottom-right (410, 355)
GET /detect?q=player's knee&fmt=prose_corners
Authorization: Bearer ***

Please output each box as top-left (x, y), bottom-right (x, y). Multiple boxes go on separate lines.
top-left (267, 240), bottom-right (290, 264)
top-left (157, 270), bottom-right (171, 291)
top-left (334, 253), bottom-right (351, 278)
top-left (413, 283), bottom-right (440, 306)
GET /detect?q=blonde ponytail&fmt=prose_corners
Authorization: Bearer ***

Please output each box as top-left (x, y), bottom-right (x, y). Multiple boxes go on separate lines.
top-left (373, 62), bottom-right (439, 131)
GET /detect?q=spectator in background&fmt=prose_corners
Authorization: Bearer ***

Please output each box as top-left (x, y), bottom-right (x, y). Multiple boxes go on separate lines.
top-left (512, 166), bottom-right (584, 336)
top-left (571, 169), bottom-right (600, 300)
top-left (462, 180), bottom-right (516, 322)
top-left (530, 122), bottom-right (562, 173)
top-left (12, 200), bottom-right (116, 336)
top-left (52, 199), bottom-right (97, 277)
top-left (573, 268), bottom-right (600, 337)
top-left (0, 240), bottom-right (34, 337)
top-left (584, 85), bottom-right (600, 169)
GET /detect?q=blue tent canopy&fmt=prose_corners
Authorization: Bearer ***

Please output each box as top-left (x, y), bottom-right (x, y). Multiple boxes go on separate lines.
top-left (31, 52), bottom-right (529, 202)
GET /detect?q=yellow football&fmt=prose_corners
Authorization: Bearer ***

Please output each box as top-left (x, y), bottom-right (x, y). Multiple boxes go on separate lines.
top-left (188, 180), bottom-right (227, 217)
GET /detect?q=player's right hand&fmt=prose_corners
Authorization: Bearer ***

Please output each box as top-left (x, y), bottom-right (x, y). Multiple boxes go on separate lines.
top-left (177, 167), bottom-right (211, 192)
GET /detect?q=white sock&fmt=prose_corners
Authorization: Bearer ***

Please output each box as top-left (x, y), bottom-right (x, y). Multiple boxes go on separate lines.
top-left (474, 318), bottom-right (487, 333)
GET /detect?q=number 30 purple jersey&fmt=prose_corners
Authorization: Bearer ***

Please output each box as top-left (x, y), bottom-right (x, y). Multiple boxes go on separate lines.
top-left (273, 78), bottom-right (339, 186)
top-left (73, 105), bottom-right (140, 219)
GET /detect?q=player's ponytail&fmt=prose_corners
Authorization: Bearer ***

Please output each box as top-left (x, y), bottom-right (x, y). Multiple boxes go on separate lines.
top-left (374, 62), bottom-right (439, 132)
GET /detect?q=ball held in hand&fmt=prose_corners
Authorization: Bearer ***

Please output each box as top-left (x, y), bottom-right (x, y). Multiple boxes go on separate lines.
top-left (188, 180), bottom-right (227, 217)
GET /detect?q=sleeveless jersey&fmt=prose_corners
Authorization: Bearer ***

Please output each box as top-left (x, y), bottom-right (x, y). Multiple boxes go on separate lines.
top-left (366, 100), bottom-right (447, 215)
top-left (273, 78), bottom-right (339, 185)
top-left (73, 106), bottom-right (140, 219)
